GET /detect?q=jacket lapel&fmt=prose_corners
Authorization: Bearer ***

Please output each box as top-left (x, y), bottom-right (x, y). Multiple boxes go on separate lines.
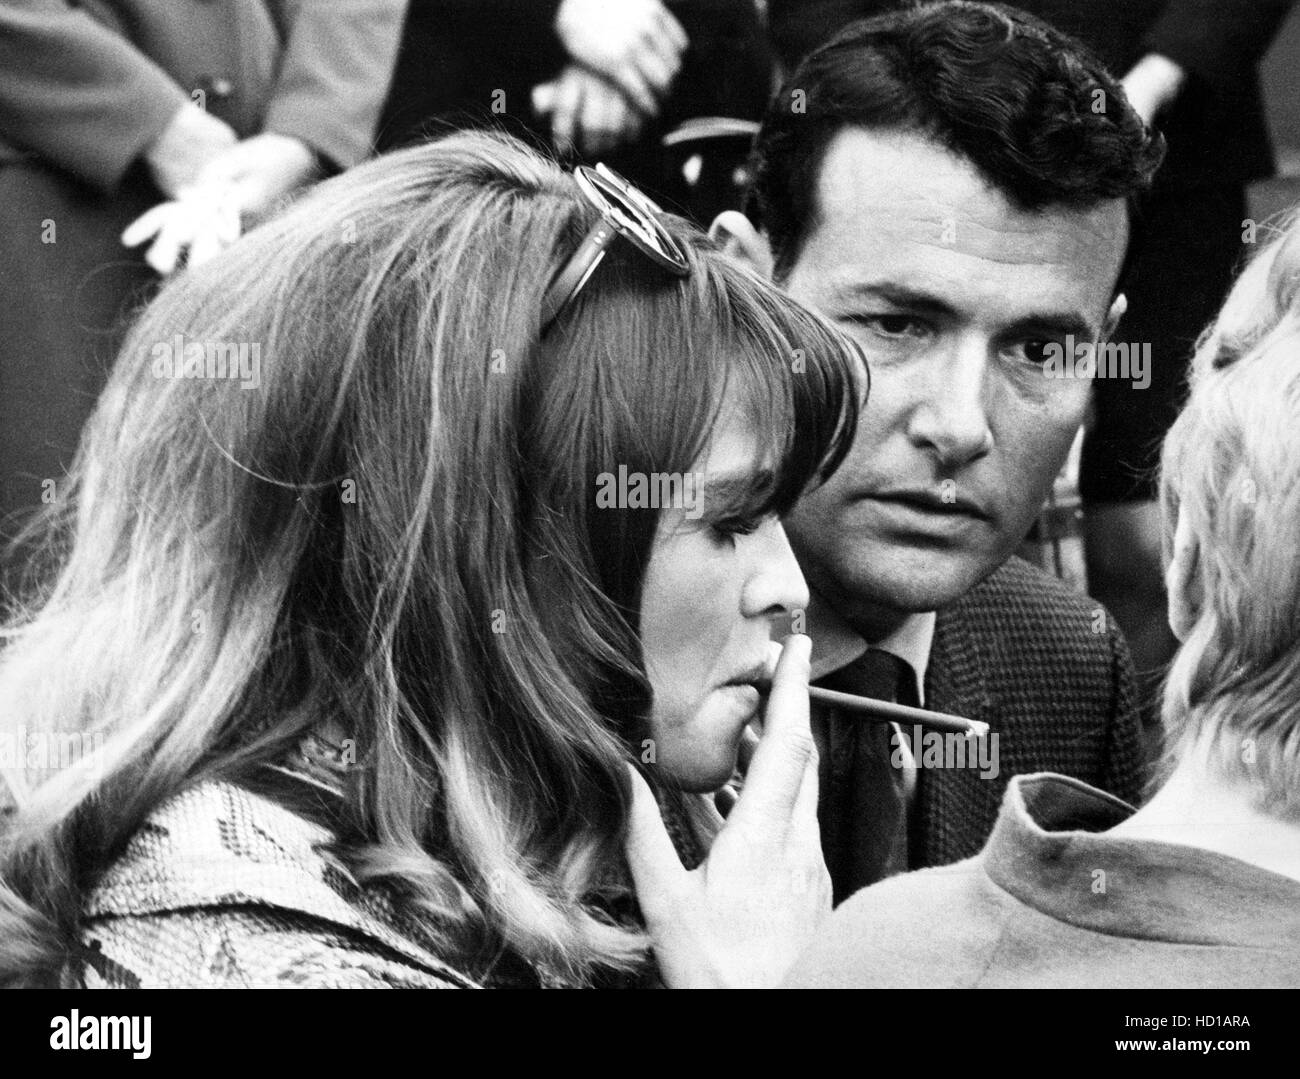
top-left (925, 602), bottom-right (995, 725)
top-left (913, 602), bottom-right (1000, 868)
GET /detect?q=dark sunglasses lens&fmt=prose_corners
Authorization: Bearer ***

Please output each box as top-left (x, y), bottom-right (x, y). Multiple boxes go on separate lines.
top-left (581, 168), bottom-right (688, 273)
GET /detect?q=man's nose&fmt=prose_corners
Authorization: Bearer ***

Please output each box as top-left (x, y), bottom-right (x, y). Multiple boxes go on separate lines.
top-left (905, 336), bottom-right (994, 468)
top-left (742, 519), bottom-right (810, 620)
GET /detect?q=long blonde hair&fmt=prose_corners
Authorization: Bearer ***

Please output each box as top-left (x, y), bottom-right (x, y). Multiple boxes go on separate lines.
top-left (1158, 210), bottom-right (1300, 820)
top-left (0, 132), bottom-right (861, 986)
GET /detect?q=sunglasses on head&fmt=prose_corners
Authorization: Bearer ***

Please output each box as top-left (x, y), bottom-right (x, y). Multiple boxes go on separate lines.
top-left (539, 164), bottom-right (691, 335)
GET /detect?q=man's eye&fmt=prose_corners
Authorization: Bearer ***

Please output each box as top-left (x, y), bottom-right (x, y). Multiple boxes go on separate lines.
top-left (1017, 340), bottom-right (1055, 365)
top-left (856, 314), bottom-right (924, 338)
top-left (842, 312), bottom-right (925, 338)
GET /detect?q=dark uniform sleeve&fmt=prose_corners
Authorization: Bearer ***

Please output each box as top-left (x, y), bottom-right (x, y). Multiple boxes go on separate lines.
top-left (1143, 0), bottom-right (1297, 91)
top-left (767, 0), bottom-right (876, 71)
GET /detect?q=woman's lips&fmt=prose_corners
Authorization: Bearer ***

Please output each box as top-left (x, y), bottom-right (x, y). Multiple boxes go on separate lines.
top-left (721, 660), bottom-right (771, 688)
top-left (721, 683), bottom-right (762, 721)
top-left (717, 643), bottom-right (784, 716)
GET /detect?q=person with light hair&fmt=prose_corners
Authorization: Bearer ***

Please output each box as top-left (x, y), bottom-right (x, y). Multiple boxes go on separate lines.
top-left (784, 212), bottom-right (1300, 988)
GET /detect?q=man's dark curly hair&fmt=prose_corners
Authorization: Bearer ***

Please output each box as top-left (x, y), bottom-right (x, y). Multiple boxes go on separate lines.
top-left (750, 1), bottom-right (1166, 282)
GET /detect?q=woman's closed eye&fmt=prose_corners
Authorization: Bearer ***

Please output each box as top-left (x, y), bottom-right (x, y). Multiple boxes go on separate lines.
top-left (707, 512), bottom-right (768, 545)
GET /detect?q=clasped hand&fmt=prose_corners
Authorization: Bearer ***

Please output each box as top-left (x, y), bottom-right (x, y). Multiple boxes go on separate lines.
top-left (126, 103), bottom-right (320, 274)
top-left (624, 635), bottom-right (833, 989)
top-left (535, 0), bottom-right (688, 157)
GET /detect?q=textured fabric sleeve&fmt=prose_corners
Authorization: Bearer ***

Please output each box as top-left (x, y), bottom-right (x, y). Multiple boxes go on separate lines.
top-left (0, 0), bottom-right (186, 191)
top-left (1142, 0), bottom-right (1296, 92)
top-left (263, 0), bottom-right (409, 170)
top-left (81, 908), bottom-right (470, 989)
top-left (1098, 614), bottom-right (1146, 808)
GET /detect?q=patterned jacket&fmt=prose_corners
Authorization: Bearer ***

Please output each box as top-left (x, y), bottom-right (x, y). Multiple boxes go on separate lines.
top-left (74, 780), bottom-right (481, 989)
top-left (71, 759), bottom-right (702, 989)
top-left (913, 557), bottom-right (1144, 870)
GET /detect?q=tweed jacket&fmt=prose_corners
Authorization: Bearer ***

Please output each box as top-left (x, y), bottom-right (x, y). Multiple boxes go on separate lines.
top-left (913, 556), bottom-right (1144, 870)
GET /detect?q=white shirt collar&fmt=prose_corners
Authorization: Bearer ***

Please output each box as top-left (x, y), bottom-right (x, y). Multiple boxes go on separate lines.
top-left (805, 593), bottom-right (936, 706)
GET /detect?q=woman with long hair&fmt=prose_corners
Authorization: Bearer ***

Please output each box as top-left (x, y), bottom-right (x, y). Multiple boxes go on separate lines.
top-left (0, 130), bottom-right (861, 988)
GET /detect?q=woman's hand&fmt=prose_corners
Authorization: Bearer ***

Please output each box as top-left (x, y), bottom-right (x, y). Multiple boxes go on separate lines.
top-left (532, 65), bottom-right (646, 157)
top-left (554, 0), bottom-right (687, 118)
top-left (624, 634), bottom-right (832, 988)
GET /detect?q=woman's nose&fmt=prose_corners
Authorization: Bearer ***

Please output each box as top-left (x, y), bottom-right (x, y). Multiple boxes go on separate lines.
top-left (741, 518), bottom-right (810, 619)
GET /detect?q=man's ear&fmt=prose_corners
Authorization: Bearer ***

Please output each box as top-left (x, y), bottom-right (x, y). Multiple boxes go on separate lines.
top-left (1101, 292), bottom-right (1128, 342)
top-left (708, 211), bottom-right (774, 279)
top-left (1164, 506), bottom-right (1201, 642)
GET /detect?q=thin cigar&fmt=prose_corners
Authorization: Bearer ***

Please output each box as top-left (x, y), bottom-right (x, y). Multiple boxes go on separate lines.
top-left (807, 685), bottom-right (988, 737)
top-left (758, 681), bottom-right (988, 737)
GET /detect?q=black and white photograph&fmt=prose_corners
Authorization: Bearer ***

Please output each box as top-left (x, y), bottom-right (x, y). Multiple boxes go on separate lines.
top-left (0, 0), bottom-right (1297, 1047)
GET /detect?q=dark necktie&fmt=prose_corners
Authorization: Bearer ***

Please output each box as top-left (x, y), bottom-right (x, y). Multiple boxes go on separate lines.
top-left (813, 649), bottom-right (917, 904)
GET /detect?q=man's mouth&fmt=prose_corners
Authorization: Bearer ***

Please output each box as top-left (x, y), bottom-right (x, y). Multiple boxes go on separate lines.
top-left (862, 486), bottom-right (994, 522)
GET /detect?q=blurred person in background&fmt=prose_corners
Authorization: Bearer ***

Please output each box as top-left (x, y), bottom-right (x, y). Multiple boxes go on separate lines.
top-left (766, 0), bottom-right (1298, 760)
top-left (376, 0), bottom-right (773, 215)
top-left (0, 0), bottom-right (407, 605)
top-left (786, 211), bottom-right (1300, 988)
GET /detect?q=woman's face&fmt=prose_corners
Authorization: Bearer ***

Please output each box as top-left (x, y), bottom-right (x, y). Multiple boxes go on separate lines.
top-left (638, 403), bottom-right (810, 792)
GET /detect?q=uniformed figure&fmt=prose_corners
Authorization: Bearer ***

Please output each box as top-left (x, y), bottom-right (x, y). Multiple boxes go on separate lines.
top-left (0, 0), bottom-right (407, 602)
top-left (377, 0), bottom-right (773, 217)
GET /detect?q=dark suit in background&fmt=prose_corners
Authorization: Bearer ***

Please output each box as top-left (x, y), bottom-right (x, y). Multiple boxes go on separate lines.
top-left (376, 0), bottom-right (774, 216)
top-left (0, 0), bottom-right (406, 600)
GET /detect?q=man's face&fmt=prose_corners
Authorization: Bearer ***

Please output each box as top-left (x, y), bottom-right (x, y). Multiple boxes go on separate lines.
top-left (781, 128), bottom-right (1127, 623)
